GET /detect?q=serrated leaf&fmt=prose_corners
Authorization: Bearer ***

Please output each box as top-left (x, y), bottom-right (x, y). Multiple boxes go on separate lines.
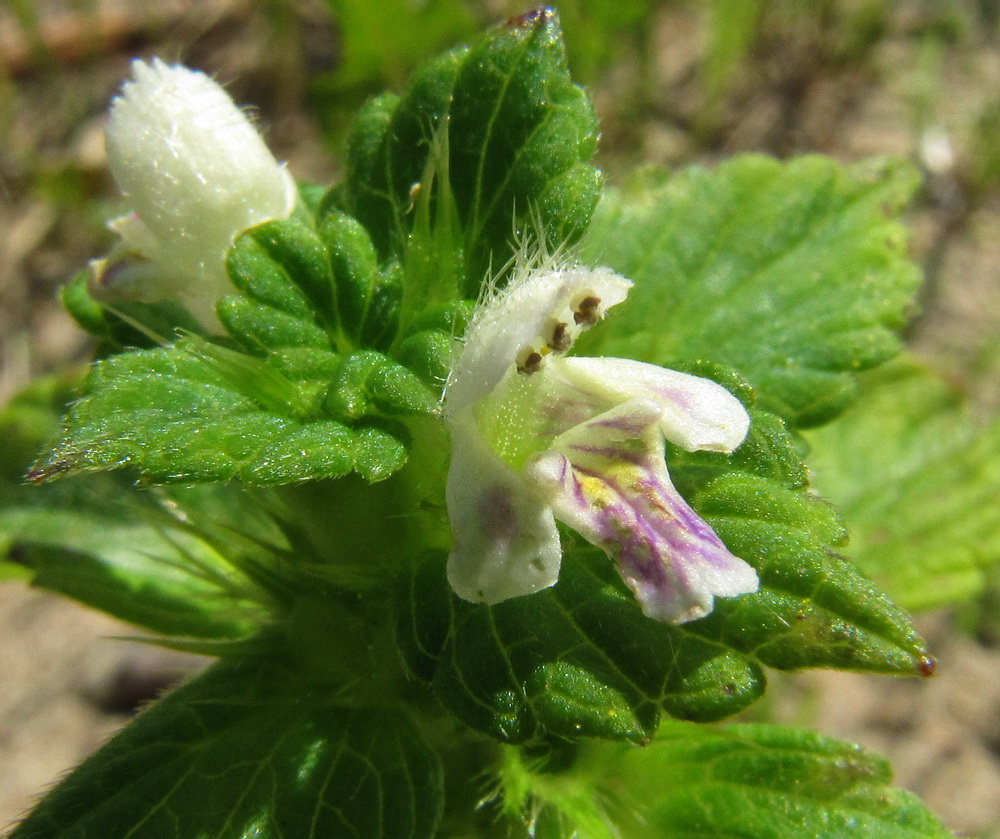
top-left (397, 551), bottom-right (766, 745)
top-left (339, 8), bottom-right (601, 295)
top-left (10, 658), bottom-right (443, 839)
top-left (237, 219), bottom-right (341, 337)
top-left (579, 156), bottom-right (922, 428)
top-left (319, 210), bottom-right (403, 350)
top-left (688, 472), bottom-right (932, 675)
top-left (2, 385), bottom-right (280, 639)
top-left (399, 399), bottom-right (933, 745)
top-left (325, 350), bottom-right (437, 420)
top-left (31, 346), bottom-right (409, 486)
top-left (805, 357), bottom-right (1000, 610)
top-left (447, 8), bottom-right (601, 287)
top-left (499, 722), bottom-right (950, 838)
top-left (616, 722), bottom-right (951, 838)
top-left (2, 471), bottom-right (271, 638)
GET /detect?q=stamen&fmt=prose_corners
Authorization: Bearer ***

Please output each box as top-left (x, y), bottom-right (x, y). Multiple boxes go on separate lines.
top-left (517, 351), bottom-right (544, 375)
top-left (548, 321), bottom-right (572, 351)
top-left (573, 295), bottom-right (601, 326)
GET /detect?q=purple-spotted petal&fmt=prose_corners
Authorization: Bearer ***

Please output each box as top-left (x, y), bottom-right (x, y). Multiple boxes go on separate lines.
top-left (446, 412), bottom-right (562, 604)
top-left (527, 399), bottom-right (758, 623)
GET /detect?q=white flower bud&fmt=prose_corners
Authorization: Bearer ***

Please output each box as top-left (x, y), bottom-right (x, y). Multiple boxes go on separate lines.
top-left (94, 58), bottom-right (297, 327)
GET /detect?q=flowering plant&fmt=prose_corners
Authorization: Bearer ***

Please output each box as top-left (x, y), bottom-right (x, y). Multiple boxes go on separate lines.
top-left (5, 8), bottom-right (991, 837)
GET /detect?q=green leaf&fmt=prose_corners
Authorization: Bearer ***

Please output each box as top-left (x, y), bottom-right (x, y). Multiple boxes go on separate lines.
top-left (10, 657), bottom-right (443, 839)
top-left (689, 472), bottom-right (932, 675)
top-left (580, 156), bottom-right (922, 428)
top-left (325, 350), bottom-right (437, 420)
top-left (5, 511), bottom-right (266, 640)
top-left (616, 722), bottom-right (951, 838)
top-left (338, 8), bottom-right (602, 295)
top-left (398, 551), bottom-right (766, 745)
top-left (37, 216), bottom-right (436, 487)
top-left (498, 722), bottom-right (951, 838)
top-left (1, 383), bottom-right (280, 637)
top-left (805, 357), bottom-right (1000, 610)
top-left (318, 211), bottom-right (403, 350)
top-left (31, 345), bottom-right (408, 486)
top-left (447, 8), bottom-right (601, 287)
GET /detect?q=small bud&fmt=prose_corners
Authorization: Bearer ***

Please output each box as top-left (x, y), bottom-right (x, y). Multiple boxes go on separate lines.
top-left (92, 58), bottom-right (296, 327)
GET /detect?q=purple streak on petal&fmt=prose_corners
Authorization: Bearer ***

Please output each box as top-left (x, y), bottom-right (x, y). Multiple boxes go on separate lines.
top-left (528, 400), bottom-right (758, 624)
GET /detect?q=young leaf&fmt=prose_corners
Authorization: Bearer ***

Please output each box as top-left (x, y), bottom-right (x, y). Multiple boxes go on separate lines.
top-left (579, 156), bottom-right (922, 428)
top-left (338, 8), bottom-right (602, 295)
top-left (9, 657), bottom-right (443, 839)
top-left (498, 722), bottom-right (951, 838)
top-left (805, 357), bottom-right (1000, 610)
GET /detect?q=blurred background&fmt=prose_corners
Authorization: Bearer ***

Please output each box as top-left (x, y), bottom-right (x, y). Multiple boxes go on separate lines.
top-left (2, 0), bottom-right (999, 835)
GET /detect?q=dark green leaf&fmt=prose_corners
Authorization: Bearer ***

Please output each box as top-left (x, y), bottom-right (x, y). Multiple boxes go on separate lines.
top-left (318, 211), bottom-right (403, 349)
top-left (339, 9), bottom-right (602, 295)
top-left (580, 156), bottom-right (922, 428)
top-left (399, 399), bottom-right (933, 745)
top-left (10, 658), bottom-right (443, 839)
top-left (448, 8), bottom-right (601, 287)
top-left (397, 551), bottom-right (766, 745)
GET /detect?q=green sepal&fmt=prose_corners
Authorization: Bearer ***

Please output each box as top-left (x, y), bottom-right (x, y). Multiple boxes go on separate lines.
top-left (396, 551), bottom-right (766, 745)
top-left (9, 657), bottom-right (443, 839)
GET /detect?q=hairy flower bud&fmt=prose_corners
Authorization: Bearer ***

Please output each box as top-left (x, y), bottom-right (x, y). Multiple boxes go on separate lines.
top-left (91, 58), bottom-right (297, 327)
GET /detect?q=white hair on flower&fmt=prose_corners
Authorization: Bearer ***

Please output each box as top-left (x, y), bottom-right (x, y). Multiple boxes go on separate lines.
top-left (443, 255), bottom-right (758, 623)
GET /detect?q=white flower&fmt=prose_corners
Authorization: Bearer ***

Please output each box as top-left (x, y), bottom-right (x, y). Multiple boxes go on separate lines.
top-left (90, 58), bottom-right (297, 327)
top-left (444, 262), bottom-right (759, 624)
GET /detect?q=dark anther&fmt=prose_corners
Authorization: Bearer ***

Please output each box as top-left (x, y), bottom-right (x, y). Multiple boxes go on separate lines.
top-left (574, 296), bottom-right (601, 326)
top-left (517, 351), bottom-right (544, 374)
top-left (548, 321), bottom-right (571, 351)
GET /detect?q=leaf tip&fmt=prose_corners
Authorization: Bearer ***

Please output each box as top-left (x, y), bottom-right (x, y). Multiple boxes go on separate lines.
top-left (916, 652), bottom-right (937, 678)
top-left (506, 7), bottom-right (557, 29)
